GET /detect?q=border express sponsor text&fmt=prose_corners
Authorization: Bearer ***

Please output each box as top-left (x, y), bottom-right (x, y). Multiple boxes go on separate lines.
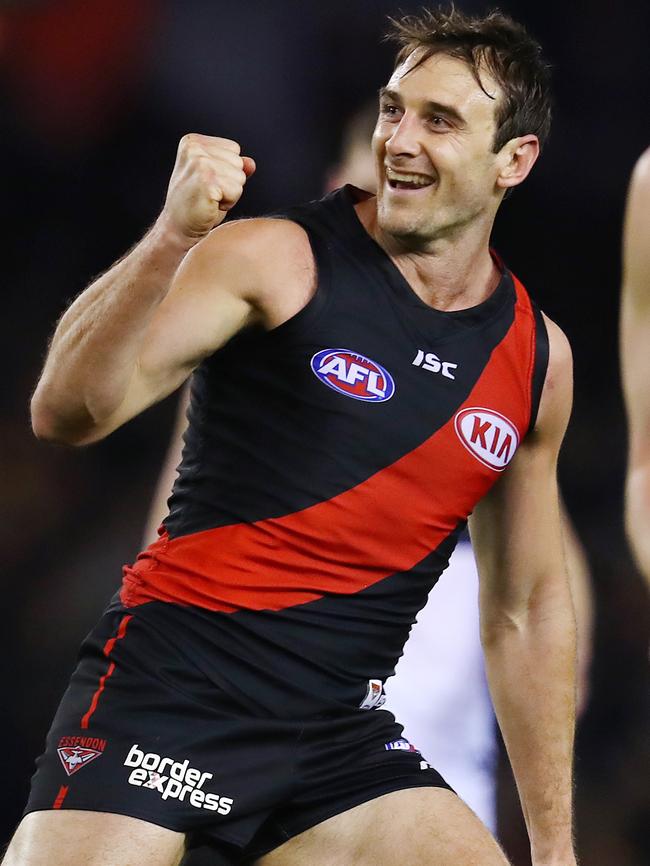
top-left (124, 744), bottom-right (233, 814)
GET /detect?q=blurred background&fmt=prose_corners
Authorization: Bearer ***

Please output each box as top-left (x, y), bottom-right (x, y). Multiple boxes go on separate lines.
top-left (1, 0), bottom-right (648, 862)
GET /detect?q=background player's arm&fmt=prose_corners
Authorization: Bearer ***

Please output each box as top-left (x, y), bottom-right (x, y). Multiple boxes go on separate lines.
top-left (30, 135), bottom-right (310, 447)
top-left (621, 147), bottom-right (650, 585)
top-left (469, 316), bottom-right (577, 866)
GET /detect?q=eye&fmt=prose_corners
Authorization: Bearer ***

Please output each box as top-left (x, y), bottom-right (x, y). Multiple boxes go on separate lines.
top-left (429, 115), bottom-right (452, 130)
top-left (379, 103), bottom-right (401, 120)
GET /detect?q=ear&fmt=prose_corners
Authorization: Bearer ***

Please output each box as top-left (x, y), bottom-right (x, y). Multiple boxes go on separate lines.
top-left (496, 135), bottom-right (540, 190)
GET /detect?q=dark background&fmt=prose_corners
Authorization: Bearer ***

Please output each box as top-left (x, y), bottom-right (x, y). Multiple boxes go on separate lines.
top-left (1, 1), bottom-right (648, 863)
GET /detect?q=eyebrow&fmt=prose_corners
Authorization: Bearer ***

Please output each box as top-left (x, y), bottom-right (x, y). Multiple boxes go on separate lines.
top-left (378, 86), bottom-right (467, 127)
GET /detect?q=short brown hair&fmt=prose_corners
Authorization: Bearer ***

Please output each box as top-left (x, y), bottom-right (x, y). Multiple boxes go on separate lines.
top-left (387, 5), bottom-right (552, 151)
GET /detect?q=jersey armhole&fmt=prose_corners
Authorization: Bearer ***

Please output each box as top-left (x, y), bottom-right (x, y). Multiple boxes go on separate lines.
top-left (263, 214), bottom-right (333, 342)
top-left (528, 303), bottom-right (550, 434)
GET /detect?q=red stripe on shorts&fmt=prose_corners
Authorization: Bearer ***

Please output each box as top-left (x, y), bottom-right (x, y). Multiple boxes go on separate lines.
top-left (52, 785), bottom-right (69, 809)
top-left (80, 614), bottom-right (132, 729)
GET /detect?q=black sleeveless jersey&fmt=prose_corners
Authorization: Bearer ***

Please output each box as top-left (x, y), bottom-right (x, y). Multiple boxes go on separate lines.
top-left (121, 185), bottom-right (549, 717)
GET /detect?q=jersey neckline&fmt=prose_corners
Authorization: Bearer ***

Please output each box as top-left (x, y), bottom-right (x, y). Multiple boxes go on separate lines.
top-left (337, 184), bottom-right (513, 325)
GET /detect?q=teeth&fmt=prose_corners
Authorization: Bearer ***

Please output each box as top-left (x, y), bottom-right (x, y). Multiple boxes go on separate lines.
top-left (386, 167), bottom-right (434, 187)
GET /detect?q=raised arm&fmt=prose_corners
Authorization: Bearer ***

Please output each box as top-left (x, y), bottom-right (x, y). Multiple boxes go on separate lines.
top-left (30, 135), bottom-right (315, 447)
top-left (30, 134), bottom-right (258, 445)
top-left (621, 147), bottom-right (650, 585)
top-left (470, 316), bottom-right (577, 866)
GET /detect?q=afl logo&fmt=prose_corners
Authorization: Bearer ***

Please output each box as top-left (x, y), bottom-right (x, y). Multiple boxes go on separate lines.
top-left (454, 407), bottom-right (520, 472)
top-left (311, 348), bottom-right (395, 402)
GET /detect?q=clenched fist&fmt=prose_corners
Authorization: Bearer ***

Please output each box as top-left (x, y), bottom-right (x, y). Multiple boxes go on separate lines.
top-left (162, 133), bottom-right (256, 241)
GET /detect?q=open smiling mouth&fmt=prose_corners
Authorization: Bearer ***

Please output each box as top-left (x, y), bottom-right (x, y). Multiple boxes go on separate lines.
top-left (385, 167), bottom-right (436, 191)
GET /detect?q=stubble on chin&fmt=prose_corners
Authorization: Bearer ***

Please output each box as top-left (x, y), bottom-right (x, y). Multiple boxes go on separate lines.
top-left (377, 201), bottom-right (436, 247)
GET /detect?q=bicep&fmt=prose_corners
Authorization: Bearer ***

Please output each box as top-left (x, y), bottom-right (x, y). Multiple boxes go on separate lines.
top-left (139, 240), bottom-right (257, 383)
top-left (470, 437), bottom-right (565, 624)
top-left (470, 317), bottom-right (573, 621)
top-left (84, 217), bottom-right (315, 443)
top-left (134, 216), bottom-right (315, 408)
top-left (82, 222), bottom-right (268, 442)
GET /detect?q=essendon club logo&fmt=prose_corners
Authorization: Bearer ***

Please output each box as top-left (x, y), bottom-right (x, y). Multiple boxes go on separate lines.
top-left (311, 348), bottom-right (395, 402)
top-left (454, 407), bottom-right (520, 471)
top-left (57, 735), bottom-right (107, 776)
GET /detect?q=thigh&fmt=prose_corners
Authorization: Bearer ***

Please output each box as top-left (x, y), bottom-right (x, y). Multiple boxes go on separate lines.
top-left (3, 810), bottom-right (185, 866)
top-left (255, 787), bottom-right (510, 866)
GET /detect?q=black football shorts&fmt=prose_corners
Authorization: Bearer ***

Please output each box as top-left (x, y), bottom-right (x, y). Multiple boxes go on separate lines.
top-left (25, 602), bottom-right (452, 862)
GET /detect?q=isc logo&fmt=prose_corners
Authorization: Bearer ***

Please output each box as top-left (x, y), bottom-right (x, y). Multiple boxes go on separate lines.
top-left (311, 348), bottom-right (395, 402)
top-left (454, 407), bottom-right (520, 471)
top-left (412, 349), bottom-right (458, 380)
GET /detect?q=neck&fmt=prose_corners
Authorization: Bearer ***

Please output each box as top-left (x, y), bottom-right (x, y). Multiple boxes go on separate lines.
top-left (356, 197), bottom-right (501, 312)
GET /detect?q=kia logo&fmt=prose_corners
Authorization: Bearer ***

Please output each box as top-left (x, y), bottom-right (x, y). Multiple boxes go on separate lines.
top-left (454, 407), bottom-right (520, 471)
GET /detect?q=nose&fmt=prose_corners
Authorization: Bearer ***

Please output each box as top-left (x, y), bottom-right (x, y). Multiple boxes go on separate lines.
top-left (385, 112), bottom-right (422, 158)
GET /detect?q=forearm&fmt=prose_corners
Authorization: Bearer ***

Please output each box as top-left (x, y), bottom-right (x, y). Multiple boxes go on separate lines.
top-left (31, 216), bottom-right (194, 443)
top-left (560, 504), bottom-right (593, 715)
top-left (482, 588), bottom-right (577, 864)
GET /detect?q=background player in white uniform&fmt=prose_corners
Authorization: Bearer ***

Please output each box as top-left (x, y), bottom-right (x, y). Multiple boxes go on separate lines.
top-left (621, 147), bottom-right (650, 588)
top-left (144, 101), bottom-right (594, 836)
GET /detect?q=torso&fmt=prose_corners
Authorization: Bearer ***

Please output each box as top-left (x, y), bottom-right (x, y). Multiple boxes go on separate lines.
top-left (119, 185), bottom-right (548, 717)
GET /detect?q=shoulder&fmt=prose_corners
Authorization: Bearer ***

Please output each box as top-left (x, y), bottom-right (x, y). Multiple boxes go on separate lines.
top-left (175, 216), bottom-right (317, 327)
top-left (626, 147), bottom-right (650, 234)
top-left (630, 146), bottom-right (650, 190)
top-left (530, 314), bottom-right (573, 445)
top-left (542, 314), bottom-right (573, 380)
top-left (624, 148), bottom-right (650, 294)
top-left (208, 215), bottom-right (313, 249)
top-left (185, 217), bottom-right (314, 288)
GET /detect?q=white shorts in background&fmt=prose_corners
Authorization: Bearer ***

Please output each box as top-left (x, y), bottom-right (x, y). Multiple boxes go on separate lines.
top-left (383, 541), bottom-right (497, 832)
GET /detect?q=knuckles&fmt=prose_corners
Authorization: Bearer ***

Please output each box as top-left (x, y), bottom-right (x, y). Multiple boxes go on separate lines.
top-left (179, 133), bottom-right (241, 157)
top-left (180, 144), bottom-right (245, 182)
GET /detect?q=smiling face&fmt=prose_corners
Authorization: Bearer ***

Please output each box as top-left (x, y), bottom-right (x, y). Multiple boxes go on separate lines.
top-left (373, 51), bottom-right (509, 247)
